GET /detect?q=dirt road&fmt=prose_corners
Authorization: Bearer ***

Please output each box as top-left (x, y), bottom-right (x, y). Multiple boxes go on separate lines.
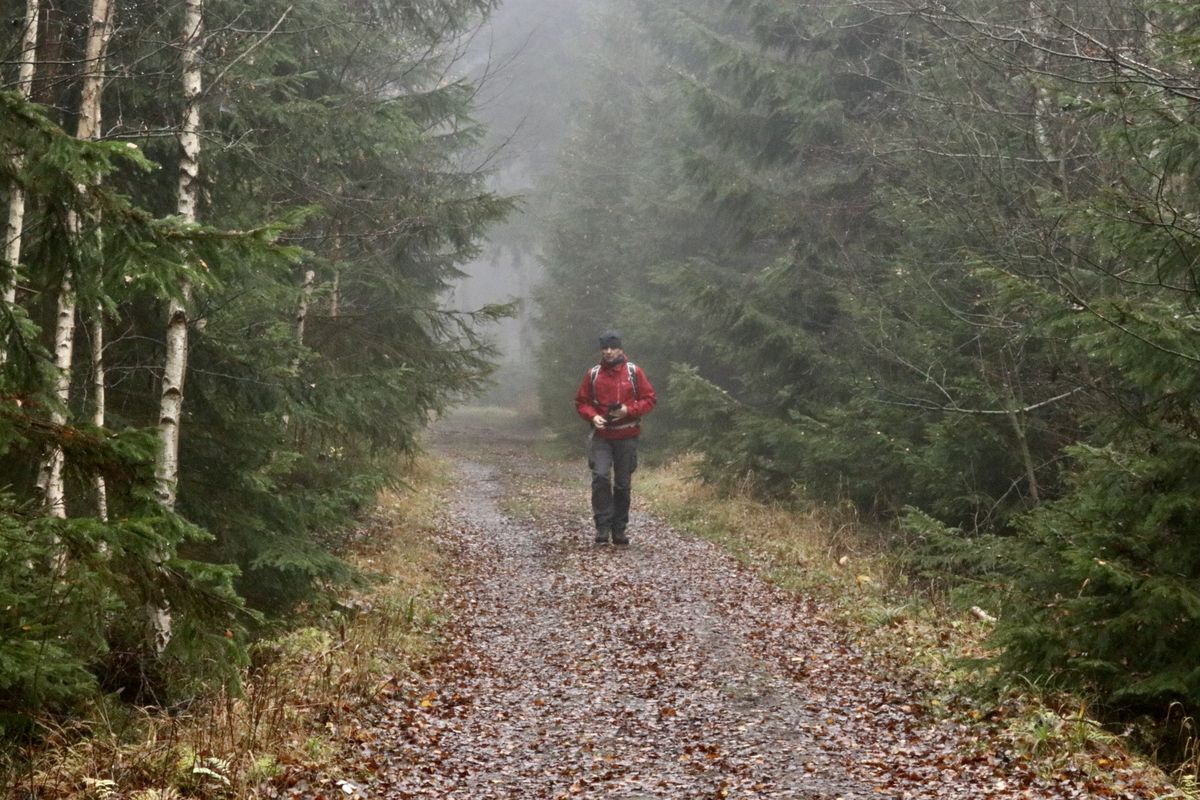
top-left (351, 427), bottom-right (1168, 799)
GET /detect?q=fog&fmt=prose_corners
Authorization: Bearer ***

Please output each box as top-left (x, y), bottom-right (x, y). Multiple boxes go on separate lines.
top-left (447, 0), bottom-right (589, 410)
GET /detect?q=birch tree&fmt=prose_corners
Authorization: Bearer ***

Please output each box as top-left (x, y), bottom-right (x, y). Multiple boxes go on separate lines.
top-left (37, 0), bottom-right (115, 517)
top-left (2, 0), bottom-right (41, 366)
top-left (0, 0), bottom-right (510, 719)
top-left (83, 0), bottom-right (117, 520)
top-left (90, 310), bottom-right (108, 519)
top-left (145, 0), bottom-right (204, 654)
top-left (294, 268), bottom-right (315, 362)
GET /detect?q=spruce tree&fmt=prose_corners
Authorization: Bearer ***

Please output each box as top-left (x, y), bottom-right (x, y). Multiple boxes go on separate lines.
top-left (0, 0), bottom-right (512, 723)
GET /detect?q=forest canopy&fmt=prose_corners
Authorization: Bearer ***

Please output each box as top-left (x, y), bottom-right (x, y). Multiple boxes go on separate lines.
top-left (534, 0), bottom-right (1200, 727)
top-left (6, 0), bottom-right (1200, 758)
top-left (0, 0), bottom-right (508, 728)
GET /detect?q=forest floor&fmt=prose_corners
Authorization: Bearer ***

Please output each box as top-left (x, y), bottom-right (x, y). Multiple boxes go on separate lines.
top-left (299, 420), bottom-right (1179, 800)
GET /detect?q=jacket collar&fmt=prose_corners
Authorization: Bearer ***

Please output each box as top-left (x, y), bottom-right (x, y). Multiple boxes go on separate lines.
top-left (600, 355), bottom-right (627, 370)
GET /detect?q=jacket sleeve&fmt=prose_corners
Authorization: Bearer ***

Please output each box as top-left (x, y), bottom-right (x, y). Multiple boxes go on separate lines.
top-left (575, 373), bottom-right (600, 422)
top-left (628, 366), bottom-right (656, 419)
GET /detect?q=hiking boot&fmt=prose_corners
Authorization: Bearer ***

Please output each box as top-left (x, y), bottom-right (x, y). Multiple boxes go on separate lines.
top-left (594, 528), bottom-right (611, 544)
top-left (612, 531), bottom-right (629, 546)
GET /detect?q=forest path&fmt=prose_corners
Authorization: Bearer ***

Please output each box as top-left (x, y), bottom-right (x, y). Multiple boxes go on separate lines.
top-left (355, 424), bottom-right (1158, 799)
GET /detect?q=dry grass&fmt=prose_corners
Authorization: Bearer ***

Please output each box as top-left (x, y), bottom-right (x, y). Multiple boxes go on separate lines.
top-left (638, 453), bottom-right (920, 622)
top-left (638, 456), bottom-right (963, 682)
top-left (4, 454), bottom-right (453, 800)
top-left (639, 454), bottom-right (1028, 681)
top-left (638, 454), bottom-right (1185, 793)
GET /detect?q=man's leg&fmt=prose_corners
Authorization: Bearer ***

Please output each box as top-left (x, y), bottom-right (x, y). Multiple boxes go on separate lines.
top-left (588, 436), bottom-right (615, 542)
top-left (610, 438), bottom-right (638, 544)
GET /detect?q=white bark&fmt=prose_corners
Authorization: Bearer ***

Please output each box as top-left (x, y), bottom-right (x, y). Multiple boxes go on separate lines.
top-left (152, 0), bottom-right (204, 654)
top-left (39, 0), bottom-right (114, 516)
top-left (1027, 2), bottom-right (1068, 196)
top-left (294, 268), bottom-right (315, 367)
top-left (970, 606), bottom-right (997, 623)
top-left (91, 309), bottom-right (107, 520)
top-left (37, 267), bottom-right (75, 518)
top-left (328, 197), bottom-right (342, 319)
top-left (156, 0), bottom-right (202, 513)
top-left (283, 268), bottom-right (316, 430)
top-left (76, 0), bottom-right (112, 144)
top-left (82, 3), bottom-right (114, 520)
top-left (2, 0), bottom-right (42, 364)
top-left (156, 292), bottom-right (190, 510)
top-left (148, 602), bottom-right (173, 655)
top-left (330, 268), bottom-right (340, 318)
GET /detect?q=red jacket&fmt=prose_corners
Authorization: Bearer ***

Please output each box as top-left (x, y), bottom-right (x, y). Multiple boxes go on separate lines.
top-left (575, 357), bottom-right (657, 440)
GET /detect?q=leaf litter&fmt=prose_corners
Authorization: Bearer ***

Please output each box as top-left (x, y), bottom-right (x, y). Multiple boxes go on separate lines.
top-left (281, 427), bottom-right (1174, 799)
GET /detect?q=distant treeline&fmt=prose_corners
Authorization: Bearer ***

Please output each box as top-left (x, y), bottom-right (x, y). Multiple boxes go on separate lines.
top-left (0, 0), bottom-right (508, 732)
top-left (536, 0), bottom-right (1200, 735)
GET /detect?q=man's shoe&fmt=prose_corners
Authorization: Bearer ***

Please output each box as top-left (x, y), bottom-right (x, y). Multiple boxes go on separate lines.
top-left (594, 528), bottom-right (611, 544)
top-left (612, 531), bottom-right (629, 546)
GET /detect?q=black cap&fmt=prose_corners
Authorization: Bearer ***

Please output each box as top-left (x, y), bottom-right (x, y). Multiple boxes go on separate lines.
top-left (598, 330), bottom-right (622, 349)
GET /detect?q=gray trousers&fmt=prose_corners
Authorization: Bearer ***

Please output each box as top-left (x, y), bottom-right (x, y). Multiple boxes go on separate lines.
top-left (588, 435), bottom-right (639, 533)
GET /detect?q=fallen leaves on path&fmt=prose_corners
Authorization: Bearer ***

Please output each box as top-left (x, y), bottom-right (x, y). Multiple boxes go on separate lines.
top-left (276, 429), bottom-right (1172, 799)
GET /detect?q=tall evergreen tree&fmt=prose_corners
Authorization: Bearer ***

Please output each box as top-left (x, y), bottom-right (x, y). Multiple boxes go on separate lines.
top-left (0, 0), bottom-right (511, 724)
top-left (532, 0), bottom-right (1200, 726)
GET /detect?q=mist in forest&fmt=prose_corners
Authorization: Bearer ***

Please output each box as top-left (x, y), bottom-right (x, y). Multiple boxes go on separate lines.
top-left (3, 0), bottom-right (1200, 776)
top-left (449, 0), bottom-right (589, 410)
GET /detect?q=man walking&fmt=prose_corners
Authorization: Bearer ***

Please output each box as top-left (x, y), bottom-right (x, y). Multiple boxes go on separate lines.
top-left (574, 330), bottom-right (657, 545)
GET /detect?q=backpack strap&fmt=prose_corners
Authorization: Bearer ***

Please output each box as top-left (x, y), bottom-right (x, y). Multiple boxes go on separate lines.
top-left (589, 364), bottom-right (601, 407)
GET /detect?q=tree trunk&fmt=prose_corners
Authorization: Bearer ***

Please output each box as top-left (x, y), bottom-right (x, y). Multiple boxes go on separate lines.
top-left (81, 3), bottom-right (114, 520)
top-left (330, 268), bottom-right (340, 318)
top-left (37, 271), bottom-right (74, 517)
top-left (295, 268), bottom-right (315, 365)
top-left (328, 193), bottom-right (342, 318)
top-left (156, 0), bottom-right (202, 511)
top-left (2, 0), bottom-right (42, 365)
top-left (283, 267), bottom-right (317, 433)
top-left (91, 309), bottom-right (107, 520)
top-left (1006, 408), bottom-right (1041, 505)
top-left (38, 0), bottom-right (114, 517)
top-left (152, 0), bottom-right (203, 654)
top-left (1028, 2), bottom-right (1068, 195)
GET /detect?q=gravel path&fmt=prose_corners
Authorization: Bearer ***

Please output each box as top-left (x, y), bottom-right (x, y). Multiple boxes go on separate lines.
top-left (353, 428), bottom-right (1168, 800)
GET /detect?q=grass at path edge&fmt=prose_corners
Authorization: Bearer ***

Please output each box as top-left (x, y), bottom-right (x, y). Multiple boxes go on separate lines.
top-left (3, 454), bottom-right (452, 799)
top-left (637, 453), bottom-right (1190, 797)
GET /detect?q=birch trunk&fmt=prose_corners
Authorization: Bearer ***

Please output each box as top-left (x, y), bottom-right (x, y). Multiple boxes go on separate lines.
top-left (2, 0), bottom-right (42, 365)
top-left (296, 269), bottom-right (315, 352)
top-left (330, 268), bottom-right (340, 318)
top-left (151, 0), bottom-right (203, 654)
top-left (36, 270), bottom-right (74, 517)
top-left (282, 268), bottom-right (317, 431)
top-left (328, 194), bottom-right (342, 319)
top-left (91, 309), bottom-right (107, 520)
top-left (38, 0), bottom-right (114, 517)
top-left (1027, 2), bottom-right (1068, 195)
top-left (82, 3), bottom-right (113, 519)
top-left (156, 0), bottom-right (202, 512)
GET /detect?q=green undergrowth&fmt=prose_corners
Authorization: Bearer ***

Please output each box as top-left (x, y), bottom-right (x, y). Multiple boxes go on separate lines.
top-left (637, 454), bottom-right (1187, 796)
top-left (2, 454), bottom-right (453, 800)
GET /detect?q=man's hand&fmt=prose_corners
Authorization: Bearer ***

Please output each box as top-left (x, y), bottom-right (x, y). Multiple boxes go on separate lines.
top-left (592, 414), bottom-right (607, 429)
top-left (609, 404), bottom-right (628, 420)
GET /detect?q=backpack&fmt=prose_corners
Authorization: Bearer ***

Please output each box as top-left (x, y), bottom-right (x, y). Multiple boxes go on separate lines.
top-left (589, 361), bottom-right (639, 408)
